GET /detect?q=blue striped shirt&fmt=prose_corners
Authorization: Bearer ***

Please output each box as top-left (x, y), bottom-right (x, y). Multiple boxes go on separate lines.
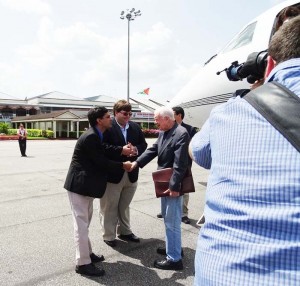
top-left (191, 58), bottom-right (300, 286)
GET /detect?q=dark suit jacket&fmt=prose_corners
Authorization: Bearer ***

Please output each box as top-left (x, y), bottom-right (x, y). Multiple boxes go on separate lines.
top-left (136, 123), bottom-right (190, 192)
top-left (181, 122), bottom-right (197, 138)
top-left (103, 119), bottom-right (147, 184)
top-left (64, 127), bottom-right (122, 198)
top-left (181, 122), bottom-right (197, 166)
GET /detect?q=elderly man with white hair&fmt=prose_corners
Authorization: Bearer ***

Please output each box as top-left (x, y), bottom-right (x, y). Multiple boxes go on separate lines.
top-left (130, 106), bottom-right (190, 270)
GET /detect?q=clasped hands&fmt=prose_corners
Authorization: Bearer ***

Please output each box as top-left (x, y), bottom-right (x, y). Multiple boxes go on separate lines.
top-left (121, 142), bottom-right (138, 157)
top-left (122, 161), bottom-right (138, 172)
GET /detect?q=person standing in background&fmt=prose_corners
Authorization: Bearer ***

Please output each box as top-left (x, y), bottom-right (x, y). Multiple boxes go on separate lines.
top-left (17, 124), bottom-right (27, 157)
top-left (172, 106), bottom-right (197, 224)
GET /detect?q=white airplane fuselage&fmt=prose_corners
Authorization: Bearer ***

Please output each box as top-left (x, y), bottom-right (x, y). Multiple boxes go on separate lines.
top-left (168, 0), bottom-right (300, 128)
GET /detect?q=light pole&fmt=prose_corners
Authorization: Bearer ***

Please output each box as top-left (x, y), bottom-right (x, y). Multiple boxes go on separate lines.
top-left (120, 8), bottom-right (142, 102)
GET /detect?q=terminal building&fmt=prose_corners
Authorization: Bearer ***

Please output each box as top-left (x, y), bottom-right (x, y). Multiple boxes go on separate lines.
top-left (0, 91), bottom-right (158, 138)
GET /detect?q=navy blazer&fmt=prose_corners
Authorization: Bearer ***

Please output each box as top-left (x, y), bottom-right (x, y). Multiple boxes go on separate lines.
top-left (103, 119), bottom-right (147, 184)
top-left (136, 123), bottom-right (190, 192)
top-left (64, 127), bottom-right (122, 198)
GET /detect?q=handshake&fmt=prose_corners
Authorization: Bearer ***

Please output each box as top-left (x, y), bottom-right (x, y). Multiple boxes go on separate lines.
top-left (122, 161), bottom-right (138, 172)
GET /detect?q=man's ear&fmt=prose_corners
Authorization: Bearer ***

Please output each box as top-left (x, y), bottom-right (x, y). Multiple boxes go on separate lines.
top-left (264, 55), bottom-right (276, 78)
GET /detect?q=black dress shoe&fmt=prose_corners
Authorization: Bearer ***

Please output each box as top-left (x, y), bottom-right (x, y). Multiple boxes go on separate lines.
top-left (156, 247), bottom-right (184, 257)
top-left (181, 216), bottom-right (191, 224)
top-left (90, 253), bottom-right (105, 263)
top-left (104, 239), bottom-right (117, 247)
top-left (118, 233), bottom-right (140, 242)
top-left (75, 263), bottom-right (105, 276)
top-left (157, 213), bottom-right (163, 218)
top-left (154, 258), bottom-right (183, 270)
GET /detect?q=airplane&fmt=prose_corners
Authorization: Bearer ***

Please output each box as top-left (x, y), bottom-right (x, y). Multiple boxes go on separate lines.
top-left (167, 0), bottom-right (300, 128)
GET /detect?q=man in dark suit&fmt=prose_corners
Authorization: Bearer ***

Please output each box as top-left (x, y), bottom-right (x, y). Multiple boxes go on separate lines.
top-left (64, 106), bottom-right (131, 277)
top-left (99, 100), bottom-right (147, 247)
top-left (173, 106), bottom-right (197, 224)
top-left (130, 106), bottom-right (190, 271)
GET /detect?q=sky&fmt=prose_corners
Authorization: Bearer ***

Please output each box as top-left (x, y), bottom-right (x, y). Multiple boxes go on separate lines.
top-left (0, 0), bottom-right (286, 102)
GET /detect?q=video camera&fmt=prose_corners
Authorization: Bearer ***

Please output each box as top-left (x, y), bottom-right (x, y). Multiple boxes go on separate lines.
top-left (217, 50), bottom-right (268, 84)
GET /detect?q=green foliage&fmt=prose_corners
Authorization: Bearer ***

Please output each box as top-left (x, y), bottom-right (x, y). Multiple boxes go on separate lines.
top-left (7, 129), bottom-right (54, 138)
top-left (45, 130), bottom-right (54, 138)
top-left (8, 129), bottom-right (17, 135)
top-left (0, 122), bottom-right (9, 134)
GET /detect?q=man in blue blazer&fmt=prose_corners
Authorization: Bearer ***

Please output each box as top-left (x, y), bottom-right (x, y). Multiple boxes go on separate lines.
top-left (130, 106), bottom-right (190, 270)
top-left (64, 106), bottom-right (131, 277)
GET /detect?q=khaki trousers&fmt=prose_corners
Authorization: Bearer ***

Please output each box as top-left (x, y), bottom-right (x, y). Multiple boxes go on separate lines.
top-left (182, 193), bottom-right (189, 217)
top-left (68, 191), bottom-right (93, 266)
top-left (100, 172), bottom-right (137, 241)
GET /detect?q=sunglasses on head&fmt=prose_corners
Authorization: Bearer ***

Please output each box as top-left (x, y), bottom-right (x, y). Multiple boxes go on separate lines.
top-left (119, 111), bottom-right (132, 117)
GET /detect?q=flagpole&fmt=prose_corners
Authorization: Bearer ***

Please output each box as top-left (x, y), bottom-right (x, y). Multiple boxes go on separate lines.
top-left (120, 9), bottom-right (142, 103)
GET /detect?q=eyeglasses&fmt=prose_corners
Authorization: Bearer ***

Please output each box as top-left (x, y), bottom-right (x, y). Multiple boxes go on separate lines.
top-left (119, 111), bottom-right (132, 117)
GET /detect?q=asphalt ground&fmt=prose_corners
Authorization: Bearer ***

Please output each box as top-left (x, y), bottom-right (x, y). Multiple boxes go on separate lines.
top-left (0, 139), bottom-right (208, 286)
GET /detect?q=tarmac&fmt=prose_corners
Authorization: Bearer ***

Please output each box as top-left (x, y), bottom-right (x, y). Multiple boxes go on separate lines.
top-left (0, 139), bottom-right (209, 286)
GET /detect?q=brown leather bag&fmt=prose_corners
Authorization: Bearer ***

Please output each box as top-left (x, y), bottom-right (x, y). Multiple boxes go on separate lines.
top-left (152, 167), bottom-right (195, 198)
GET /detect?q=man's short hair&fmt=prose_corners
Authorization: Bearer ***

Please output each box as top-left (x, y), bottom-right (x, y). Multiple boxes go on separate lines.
top-left (88, 106), bottom-right (108, 127)
top-left (269, 15), bottom-right (300, 63)
top-left (113, 100), bottom-right (131, 115)
top-left (275, 5), bottom-right (300, 31)
top-left (172, 106), bottom-right (185, 119)
top-left (155, 106), bottom-right (175, 120)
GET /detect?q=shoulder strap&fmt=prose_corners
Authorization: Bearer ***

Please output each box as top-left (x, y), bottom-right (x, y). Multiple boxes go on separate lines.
top-left (243, 82), bottom-right (300, 152)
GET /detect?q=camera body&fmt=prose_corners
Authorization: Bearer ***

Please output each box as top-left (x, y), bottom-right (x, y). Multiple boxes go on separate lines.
top-left (219, 51), bottom-right (268, 84)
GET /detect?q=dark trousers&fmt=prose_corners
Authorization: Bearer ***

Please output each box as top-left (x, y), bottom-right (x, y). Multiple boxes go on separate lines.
top-left (18, 139), bottom-right (26, 156)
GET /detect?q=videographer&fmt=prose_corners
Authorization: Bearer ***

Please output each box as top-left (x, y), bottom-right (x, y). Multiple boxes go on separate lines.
top-left (190, 15), bottom-right (300, 286)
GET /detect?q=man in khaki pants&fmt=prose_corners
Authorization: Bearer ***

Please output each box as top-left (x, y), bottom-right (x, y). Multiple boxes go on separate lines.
top-left (64, 106), bottom-right (131, 277)
top-left (100, 100), bottom-right (147, 247)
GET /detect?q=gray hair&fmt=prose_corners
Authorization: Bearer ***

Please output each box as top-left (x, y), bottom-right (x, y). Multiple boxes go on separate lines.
top-left (154, 106), bottom-right (175, 120)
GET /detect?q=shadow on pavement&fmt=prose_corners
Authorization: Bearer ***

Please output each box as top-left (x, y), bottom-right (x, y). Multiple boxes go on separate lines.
top-left (85, 238), bottom-right (195, 285)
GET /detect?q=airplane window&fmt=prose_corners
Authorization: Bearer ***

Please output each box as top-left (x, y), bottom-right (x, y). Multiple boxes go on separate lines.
top-left (221, 21), bottom-right (257, 53)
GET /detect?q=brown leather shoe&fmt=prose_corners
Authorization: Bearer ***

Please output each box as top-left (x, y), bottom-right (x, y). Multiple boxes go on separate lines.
top-left (75, 263), bottom-right (105, 276)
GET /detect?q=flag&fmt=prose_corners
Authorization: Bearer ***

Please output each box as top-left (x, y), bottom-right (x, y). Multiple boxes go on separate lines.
top-left (138, 87), bottom-right (150, 95)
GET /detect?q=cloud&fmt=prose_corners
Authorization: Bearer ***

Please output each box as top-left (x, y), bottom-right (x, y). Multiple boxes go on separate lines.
top-left (6, 14), bottom-right (198, 100)
top-left (0, 0), bottom-right (51, 15)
